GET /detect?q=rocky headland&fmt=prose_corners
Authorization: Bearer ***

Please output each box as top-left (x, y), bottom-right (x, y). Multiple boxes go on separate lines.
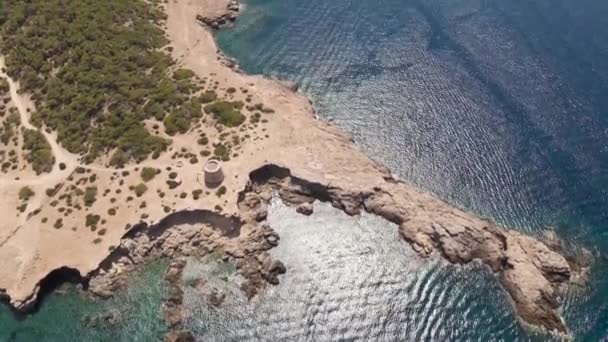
top-left (0, 0), bottom-right (588, 339)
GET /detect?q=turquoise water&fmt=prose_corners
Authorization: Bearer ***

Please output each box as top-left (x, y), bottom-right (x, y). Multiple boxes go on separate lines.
top-left (0, 262), bottom-right (168, 342)
top-left (214, 0), bottom-right (608, 339)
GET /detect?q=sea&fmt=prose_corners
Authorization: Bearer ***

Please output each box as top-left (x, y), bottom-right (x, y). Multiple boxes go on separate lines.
top-left (1, 0), bottom-right (607, 340)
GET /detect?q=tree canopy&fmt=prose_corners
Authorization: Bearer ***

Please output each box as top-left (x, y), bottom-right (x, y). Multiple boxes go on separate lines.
top-left (0, 0), bottom-right (202, 164)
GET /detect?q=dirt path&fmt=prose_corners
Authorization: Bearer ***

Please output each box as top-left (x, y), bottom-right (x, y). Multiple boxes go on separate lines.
top-left (0, 57), bottom-right (81, 177)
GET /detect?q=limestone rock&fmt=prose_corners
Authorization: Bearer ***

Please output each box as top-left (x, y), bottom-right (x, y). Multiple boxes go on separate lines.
top-left (296, 202), bottom-right (313, 215)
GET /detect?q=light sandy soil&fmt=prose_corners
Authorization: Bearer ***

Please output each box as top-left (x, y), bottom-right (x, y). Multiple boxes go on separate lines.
top-left (0, 0), bottom-right (578, 333)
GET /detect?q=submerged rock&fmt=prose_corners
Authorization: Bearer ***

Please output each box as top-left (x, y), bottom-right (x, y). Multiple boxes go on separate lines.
top-left (208, 289), bottom-right (227, 307)
top-left (165, 330), bottom-right (195, 342)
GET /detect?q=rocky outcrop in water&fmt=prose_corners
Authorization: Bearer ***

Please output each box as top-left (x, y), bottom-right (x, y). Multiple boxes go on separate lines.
top-left (241, 164), bottom-right (578, 334)
top-left (85, 203), bottom-right (287, 340)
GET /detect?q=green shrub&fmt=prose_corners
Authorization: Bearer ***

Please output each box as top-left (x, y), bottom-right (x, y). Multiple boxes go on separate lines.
top-left (203, 101), bottom-right (245, 127)
top-left (166, 180), bottom-right (180, 189)
top-left (249, 112), bottom-right (261, 124)
top-left (173, 68), bottom-right (195, 80)
top-left (140, 167), bottom-right (159, 182)
top-left (213, 143), bottom-right (230, 161)
top-left (164, 110), bottom-right (191, 135)
top-left (0, 78), bottom-right (9, 94)
top-left (83, 187), bottom-right (98, 206)
top-left (54, 218), bottom-right (63, 229)
top-left (1, 112), bottom-right (20, 145)
top-left (192, 189), bottom-right (203, 200)
top-left (22, 129), bottom-right (55, 174)
top-left (133, 183), bottom-right (148, 197)
top-left (215, 186), bottom-right (227, 197)
top-left (200, 91), bottom-right (217, 103)
top-left (85, 214), bottom-right (100, 227)
top-left (19, 186), bottom-right (35, 201)
top-left (45, 186), bottom-right (56, 197)
top-left (109, 150), bottom-right (129, 168)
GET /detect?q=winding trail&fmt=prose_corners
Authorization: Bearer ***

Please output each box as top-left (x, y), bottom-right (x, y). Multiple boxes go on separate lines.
top-left (0, 57), bottom-right (180, 247)
top-left (0, 57), bottom-right (80, 184)
top-left (0, 57), bottom-right (180, 182)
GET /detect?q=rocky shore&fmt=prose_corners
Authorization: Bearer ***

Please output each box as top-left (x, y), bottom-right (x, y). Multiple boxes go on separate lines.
top-left (241, 164), bottom-right (578, 333)
top-left (84, 185), bottom-right (287, 340)
top-left (73, 163), bottom-right (583, 338)
top-left (196, 0), bottom-right (241, 30)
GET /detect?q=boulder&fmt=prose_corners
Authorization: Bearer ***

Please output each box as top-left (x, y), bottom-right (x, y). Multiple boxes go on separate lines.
top-left (296, 202), bottom-right (313, 215)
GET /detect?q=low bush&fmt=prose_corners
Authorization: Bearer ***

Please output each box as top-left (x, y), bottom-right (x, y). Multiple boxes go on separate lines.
top-left (22, 129), bottom-right (55, 174)
top-left (133, 183), bottom-right (148, 197)
top-left (200, 91), bottom-right (217, 104)
top-left (203, 101), bottom-right (245, 127)
top-left (83, 186), bottom-right (98, 206)
top-left (18, 186), bottom-right (35, 201)
top-left (85, 214), bottom-right (100, 227)
top-left (215, 186), bottom-right (227, 197)
top-left (140, 167), bottom-right (159, 182)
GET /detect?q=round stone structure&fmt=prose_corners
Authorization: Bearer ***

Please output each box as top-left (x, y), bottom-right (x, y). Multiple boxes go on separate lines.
top-left (204, 159), bottom-right (224, 185)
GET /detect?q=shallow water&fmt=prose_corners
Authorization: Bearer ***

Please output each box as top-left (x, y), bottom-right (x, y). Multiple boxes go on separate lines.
top-left (0, 262), bottom-right (168, 342)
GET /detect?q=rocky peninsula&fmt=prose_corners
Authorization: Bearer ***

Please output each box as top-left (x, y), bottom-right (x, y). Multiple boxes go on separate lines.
top-left (0, 0), bottom-right (584, 338)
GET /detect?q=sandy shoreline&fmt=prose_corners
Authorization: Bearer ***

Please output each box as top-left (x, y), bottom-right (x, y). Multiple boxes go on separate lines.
top-left (0, 0), bottom-right (585, 337)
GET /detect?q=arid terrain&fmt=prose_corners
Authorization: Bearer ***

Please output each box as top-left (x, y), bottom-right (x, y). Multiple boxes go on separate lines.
top-left (0, 0), bottom-right (586, 337)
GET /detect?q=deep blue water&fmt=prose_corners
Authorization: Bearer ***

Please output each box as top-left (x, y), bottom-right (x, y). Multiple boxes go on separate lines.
top-left (215, 0), bottom-right (608, 339)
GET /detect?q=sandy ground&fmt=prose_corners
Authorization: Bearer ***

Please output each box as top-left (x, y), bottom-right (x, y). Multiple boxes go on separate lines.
top-left (0, 0), bottom-right (575, 332)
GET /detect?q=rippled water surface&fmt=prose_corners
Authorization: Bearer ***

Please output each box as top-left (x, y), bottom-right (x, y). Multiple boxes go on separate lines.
top-left (215, 0), bottom-right (608, 339)
top-left (187, 200), bottom-right (551, 341)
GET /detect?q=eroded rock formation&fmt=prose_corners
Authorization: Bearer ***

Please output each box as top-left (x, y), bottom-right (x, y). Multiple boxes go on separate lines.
top-left (196, 0), bottom-right (240, 30)
top-left (241, 164), bottom-right (575, 334)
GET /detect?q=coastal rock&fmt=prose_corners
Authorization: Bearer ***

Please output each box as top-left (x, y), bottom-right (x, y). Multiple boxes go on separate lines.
top-left (243, 164), bottom-right (575, 334)
top-left (84, 309), bottom-right (122, 328)
top-left (269, 260), bottom-right (286, 274)
top-left (195, 0), bottom-right (241, 30)
top-left (296, 202), bottom-right (314, 215)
